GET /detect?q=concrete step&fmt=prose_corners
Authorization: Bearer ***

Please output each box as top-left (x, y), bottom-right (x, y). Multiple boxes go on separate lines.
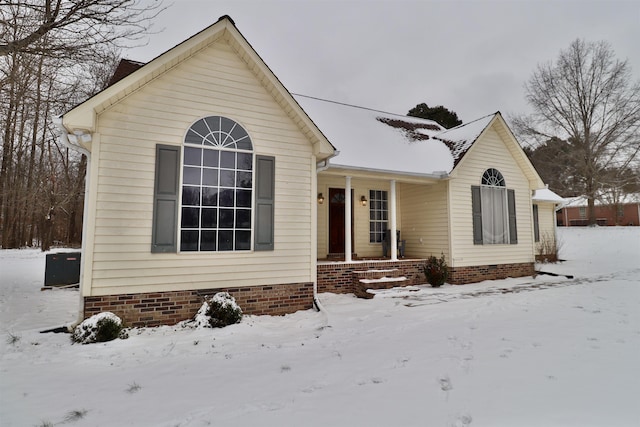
top-left (354, 275), bottom-right (409, 299)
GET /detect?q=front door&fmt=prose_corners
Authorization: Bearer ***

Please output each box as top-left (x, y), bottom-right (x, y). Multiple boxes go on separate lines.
top-left (328, 188), bottom-right (354, 254)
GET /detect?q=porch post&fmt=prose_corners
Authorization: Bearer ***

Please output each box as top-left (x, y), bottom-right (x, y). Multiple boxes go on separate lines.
top-left (345, 176), bottom-right (352, 262)
top-left (390, 179), bottom-right (398, 261)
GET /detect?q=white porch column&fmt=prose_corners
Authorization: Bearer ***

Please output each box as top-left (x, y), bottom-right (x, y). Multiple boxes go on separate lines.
top-left (390, 179), bottom-right (398, 261)
top-left (345, 176), bottom-right (352, 262)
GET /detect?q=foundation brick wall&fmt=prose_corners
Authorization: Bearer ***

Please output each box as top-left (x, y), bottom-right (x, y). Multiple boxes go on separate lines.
top-left (449, 262), bottom-right (535, 284)
top-left (84, 282), bottom-right (313, 327)
top-left (317, 260), bottom-right (427, 294)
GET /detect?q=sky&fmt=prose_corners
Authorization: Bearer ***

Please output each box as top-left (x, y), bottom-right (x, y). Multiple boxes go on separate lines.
top-left (127, 0), bottom-right (640, 124)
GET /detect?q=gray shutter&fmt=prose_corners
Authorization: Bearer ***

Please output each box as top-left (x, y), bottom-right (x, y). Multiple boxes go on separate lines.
top-left (151, 144), bottom-right (180, 253)
top-left (532, 204), bottom-right (540, 242)
top-left (471, 186), bottom-right (483, 245)
top-left (508, 189), bottom-right (518, 244)
top-left (255, 155), bottom-right (275, 251)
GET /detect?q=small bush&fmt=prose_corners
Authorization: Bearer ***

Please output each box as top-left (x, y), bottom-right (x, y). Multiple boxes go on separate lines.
top-left (6, 332), bottom-right (20, 345)
top-left (194, 292), bottom-right (242, 328)
top-left (536, 231), bottom-right (562, 263)
top-left (423, 253), bottom-right (449, 287)
top-left (126, 382), bottom-right (142, 394)
top-left (71, 312), bottom-right (124, 344)
top-left (63, 409), bottom-right (88, 423)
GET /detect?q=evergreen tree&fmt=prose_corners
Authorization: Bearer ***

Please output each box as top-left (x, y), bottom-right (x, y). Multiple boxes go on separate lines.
top-left (407, 103), bottom-right (462, 129)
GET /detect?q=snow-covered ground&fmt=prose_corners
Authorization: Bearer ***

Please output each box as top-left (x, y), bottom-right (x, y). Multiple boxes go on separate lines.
top-left (1, 228), bottom-right (639, 427)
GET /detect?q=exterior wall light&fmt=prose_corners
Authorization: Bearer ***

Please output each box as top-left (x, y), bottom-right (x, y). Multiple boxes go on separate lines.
top-left (360, 195), bottom-right (368, 206)
top-left (318, 193), bottom-right (324, 204)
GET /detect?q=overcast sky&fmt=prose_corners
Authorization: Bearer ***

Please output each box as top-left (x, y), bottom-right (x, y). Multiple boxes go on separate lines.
top-left (128, 0), bottom-right (639, 124)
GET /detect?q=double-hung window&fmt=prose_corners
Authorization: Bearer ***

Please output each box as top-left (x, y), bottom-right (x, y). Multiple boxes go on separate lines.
top-left (369, 190), bottom-right (388, 243)
top-left (471, 168), bottom-right (517, 245)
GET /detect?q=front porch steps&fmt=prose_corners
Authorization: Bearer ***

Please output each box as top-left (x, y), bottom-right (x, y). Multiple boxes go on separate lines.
top-left (353, 268), bottom-right (408, 299)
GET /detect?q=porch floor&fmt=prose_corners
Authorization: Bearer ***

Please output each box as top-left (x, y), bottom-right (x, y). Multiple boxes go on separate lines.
top-left (317, 257), bottom-right (422, 264)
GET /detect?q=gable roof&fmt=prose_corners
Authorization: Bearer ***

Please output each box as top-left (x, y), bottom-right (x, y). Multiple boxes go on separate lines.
top-left (294, 95), bottom-right (453, 178)
top-left (61, 15), bottom-right (335, 160)
top-left (444, 112), bottom-right (546, 189)
top-left (295, 96), bottom-right (547, 188)
top-left (434, 113), bottom-right (496, 167)
top-left (295, 95), bottom-right (535, 180)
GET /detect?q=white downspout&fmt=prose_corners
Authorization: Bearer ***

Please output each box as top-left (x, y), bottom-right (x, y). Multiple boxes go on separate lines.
top-left (314, 152), bottom-right (338, 316)
top-left (53, 117), bottom-right (91, 328)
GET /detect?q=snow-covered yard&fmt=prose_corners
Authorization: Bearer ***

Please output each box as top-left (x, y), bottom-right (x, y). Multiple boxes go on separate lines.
top-left (1, 227), bottom-right (639, 426)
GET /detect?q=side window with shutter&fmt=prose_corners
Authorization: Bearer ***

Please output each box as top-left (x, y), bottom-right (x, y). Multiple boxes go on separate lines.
top-left (471, 185), bottom-right (483, 245)
top-left (255, 155), bottom-right (275, 251)
top-left (507, 189), bottom-right (517, 244)
top-left (532, 204), bottom-right (540, 242)
top-left (152, 145), bottom-right (180, 253)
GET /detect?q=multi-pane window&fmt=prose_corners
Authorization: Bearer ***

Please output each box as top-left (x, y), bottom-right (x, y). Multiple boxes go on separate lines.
top-left (369, 190), bottom-right (388, 243)
top-left (180, 116), bottom-right (253, 252)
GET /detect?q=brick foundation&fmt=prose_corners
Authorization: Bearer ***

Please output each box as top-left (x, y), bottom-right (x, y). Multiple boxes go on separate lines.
top-left (449, 262), bottom-right (535, 284)
top-left (317, 260), bottom-right (426, 294)
top-left (84, 282), bottom-right (313, 327)
top-left (318, 260), bottom-right (535, 294)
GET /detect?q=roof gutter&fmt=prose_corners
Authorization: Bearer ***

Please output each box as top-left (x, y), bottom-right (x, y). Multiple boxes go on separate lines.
top-left (53, 116), bottom-right (91, 329)
top-left (328, 163), bottom-right (450, 180)
top-left (316, 150), bottom-right (339, 173)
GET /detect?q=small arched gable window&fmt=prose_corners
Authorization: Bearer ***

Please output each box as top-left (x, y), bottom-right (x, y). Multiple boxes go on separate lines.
top-left (481, 168), bottom-right (505, 187)
top-left (185, 116), bottom-right (253, 150)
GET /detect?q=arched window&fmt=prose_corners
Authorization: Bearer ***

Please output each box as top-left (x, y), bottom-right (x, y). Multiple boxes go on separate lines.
top-left (180, 116), bottom-right (253, 251)
top-left (472, 168), bottom-right (517, 245)
top-left (481, 168), bottom-right (505, 187)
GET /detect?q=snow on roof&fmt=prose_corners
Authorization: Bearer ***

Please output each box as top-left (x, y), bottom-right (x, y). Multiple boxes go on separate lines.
top-left (294, 95), bottom-right (455, 176)
top-left (434, 113), bottom-right (496, 166)
top-left (532, 188), bottom-right (565, 203)
top-left (561, 193), bottom-right (640, 208)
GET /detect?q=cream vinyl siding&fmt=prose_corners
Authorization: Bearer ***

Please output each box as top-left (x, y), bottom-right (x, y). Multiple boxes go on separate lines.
top-left (536, 202), bottom-right (557, 243)
top-left (317, 176), bottom-right (401, 258)
top-left (86, 39), bottom-right (315, 296)
top-left (399, 181), bottom-right (450, 260)
top-left (448, 126), bottom-right (535, 267)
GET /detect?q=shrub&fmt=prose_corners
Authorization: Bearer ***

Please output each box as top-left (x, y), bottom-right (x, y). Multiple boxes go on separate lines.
top-left (71, 312), bottom-right (125, 344)
top-left (536, 231), bottom-right (563, 263)
top-left (423, 253), bottom-right (449, 287)
top-left (194, 292), bottom-right (242, 328)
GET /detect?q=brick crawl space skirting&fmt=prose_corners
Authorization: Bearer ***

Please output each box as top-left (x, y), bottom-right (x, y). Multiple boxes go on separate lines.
top-left (83, 282), bottom-right (314, 327)
top-left (84, 262), bottom-right (534, 327)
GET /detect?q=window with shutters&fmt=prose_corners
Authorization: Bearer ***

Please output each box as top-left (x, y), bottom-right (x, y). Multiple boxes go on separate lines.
top-left (533, 204), bottom-right (540, 242)
top-left (472, 169), bottom-right (517, 245)
top-left (180, 116), bottom-right (253, 252)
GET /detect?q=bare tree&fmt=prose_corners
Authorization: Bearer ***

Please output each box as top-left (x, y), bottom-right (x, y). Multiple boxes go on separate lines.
top-left (515, 39), bottom-right (640, 225)
top-left (1, 0), bottom-right (164, 248)
top-left (0, 1), bottom-right (164, 60)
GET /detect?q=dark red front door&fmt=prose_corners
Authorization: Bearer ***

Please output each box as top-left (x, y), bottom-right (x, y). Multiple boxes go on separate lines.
top-left (328, 188), bottom-right (353, 254)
